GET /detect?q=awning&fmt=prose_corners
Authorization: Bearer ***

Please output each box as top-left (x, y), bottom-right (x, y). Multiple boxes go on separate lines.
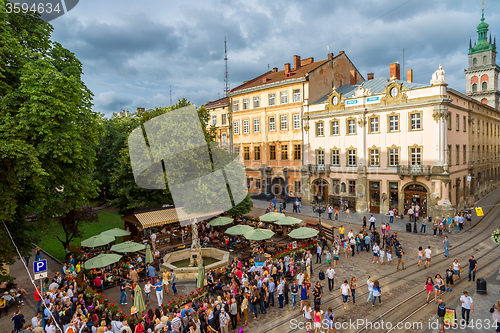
top-left (122, 207), bottom-right (223, 229)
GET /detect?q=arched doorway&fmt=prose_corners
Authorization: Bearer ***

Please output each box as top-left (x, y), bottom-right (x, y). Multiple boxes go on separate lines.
top-left (271, 177), bottom-right (286, 198)
top-left (403, 183), bottom-right (428, 217)
top-left (311, 179), bottom-right (329, 202)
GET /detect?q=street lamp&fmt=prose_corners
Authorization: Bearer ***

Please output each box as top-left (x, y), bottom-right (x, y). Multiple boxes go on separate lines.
top-left (312, 198), bottom-right (328, 235)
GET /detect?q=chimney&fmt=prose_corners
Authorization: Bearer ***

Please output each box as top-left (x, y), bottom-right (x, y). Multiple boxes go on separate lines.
top-left (350, 70), bottom-right (357, 85)
top-left (300, 57), bottom-right (314, 66)
top-left (272, 67), bottom-right (278, 72)
top-left (328, 52), bottom-right (334, 60)
top-left (285, 63), bottom-right (291, 75)
top-left (293, 55), bottom-right (301, 70)
top-left (407, 69), bottom-right (413, 83)
top-left (367, 73), bottom-right (374, 80)
top-left (390, 62), bottom-right (400, 80)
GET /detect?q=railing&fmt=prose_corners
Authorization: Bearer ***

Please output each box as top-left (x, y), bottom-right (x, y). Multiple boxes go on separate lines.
top-left (396, 165), bottom-right (432, 175)
top-left (308, 164), bottom-right (329, 173)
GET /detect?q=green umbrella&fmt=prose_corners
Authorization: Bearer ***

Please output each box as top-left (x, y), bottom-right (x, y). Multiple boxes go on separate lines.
top-left (243, 228), bottom-right (275, 241)
top-left (134, 284), bottom-right (146, 314)
top-left (208, 216), bottom-right (234, 227)
top-left (81, 234), bottom-right (115, 248)
top-left (225, 225), bottom-right (254, 235)
top-left (110, 241), bottom-right (146, 253)
top-left (145, 244), bottom-right (153, 264)
top-left (274, 216), bottom-right (302, 226)
top-left (288, 227), bottom-right (319, 239)
top-left (197, 264), bottom-right (205, 289)
top-left (101, 228), bottom-right (131, 237)
top-left (84, 253), bottom-right (122, 269)
top-left (259, 212), bottom-right (285, 222)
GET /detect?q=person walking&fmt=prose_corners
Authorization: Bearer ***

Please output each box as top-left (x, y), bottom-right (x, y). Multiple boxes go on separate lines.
top-left (316, 244), bottom-right (322, 264)
top-left (490, 300), bottom-right (500, 333)
top-left (312, 281), bottom-right (322, 307)
top-left (372, 243), bottom-right (380, 264)
top-left (350, 277), bottom-right (357, 305)
top-left (327, 205), bottom-right (333, 220)
top-left (459, 290), bottom-right (474, 326)
top-left (437, 299), bottom-right (447, 333)
top-left (300, 282), bottom-right (308, 311)
top-left (424, 246), bottom-right (432, 268)
top-left (313, 305), bottom-right (322, 333)
top-left (324, 307), bottom-right (337, 333)
top-left (303, 301), bottom-right (313, 333)
top-left (277, 279), bottom-right (284, 309)
top-left (420, 219), bottom-right (427, 233)
top-left (396, 246), bottom-right (405, 270)
top-left (468, 255), bottom-right (477, 282)
top-left (445, 265), bottom-right (454, 292)
top-left (434, 274), bottom-right (444, 304)
top-left (326, 266), bottom-right (335, 291)
top-left (369, 215), bottom-right (376, 231)
top-left (155, 278), bottom-right (163, 307)
top-left (339, 280), bottom-right (351, 310)
top-left (417, 246), bottom-right (424, 267)
top-left (425, 276), bottom-right (434, 303)
top-left (443, 236), bottom-right (450, 257)
top-left (241, 294), bottom-right (248, 326)
top-left (389, 209), bottom-right (394, 223)
top-left (366, 277), bottom-right (374, 304)
top-left (408, 206), bottom-right (414, 222)
top-left (144, 280), bottom-right (152, 307)
top-left (334, 208), bottom-right (339, 221)
top-left (372, 280), bottom-right (381, 306)
top-left (219, 308), bottom-right (230, 333)
top-left (452, 259), bottom-right (461, 281)
top-left (432, 220), bottom-right (438, 236)
top-left (291, 280), bottom-right (298, 310)
top-left (332, 247), bottom-right (339, 268)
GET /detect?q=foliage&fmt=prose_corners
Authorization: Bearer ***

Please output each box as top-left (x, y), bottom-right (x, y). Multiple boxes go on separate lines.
top-left (492, 229), bottom-right (500, 245)
top-left (272, 240), bottom-right (318, 261)
top-left (0, 1), bottom-right (101, 278)
top-left (226, 193), bottom-right (253, 218)
top-left (56, 206), bottom-right (99, 257)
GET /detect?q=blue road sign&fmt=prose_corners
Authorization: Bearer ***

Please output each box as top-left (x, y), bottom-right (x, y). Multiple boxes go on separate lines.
top-left (34, 259), bottom-right (47, 274)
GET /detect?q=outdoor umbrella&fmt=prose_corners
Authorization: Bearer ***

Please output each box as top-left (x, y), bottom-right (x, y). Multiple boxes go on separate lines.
top-left (243, 228), bottom-right (275, 241)
top-left (134, 284), bottom-right (146, 314)
top-left (288, 227), bottom-right (319, 239)
top-left (84, 253), bottom-right (122, 269)
top-left (81, 234), bottom-right (115, 248)
top-left (274, 216), bottom-right (302, 226)
top-left (259, 212), bottom-right (285, 222)
top-left (225, 225), bottom-right (254, 235)
top-left (208, 216), bottom-right (234, 227)
top-left (145, 244), bottom-right (153, 264)
top-left (101, 228), bottom-right (131, 237)
top-left (110, 241), bottom-right (146, 253)
top-left (197, 264), bottom-right (205, 289)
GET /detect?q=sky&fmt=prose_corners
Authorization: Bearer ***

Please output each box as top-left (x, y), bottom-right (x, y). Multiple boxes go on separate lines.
top-left (49, 0), bottom-right (500, 116)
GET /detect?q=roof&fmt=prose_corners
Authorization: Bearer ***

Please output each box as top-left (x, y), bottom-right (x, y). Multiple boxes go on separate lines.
top-left (205, 96), bottom-right (229, 109)
top-left (122, 207), bottom-right (224, 229)
top-left (230, 58), bottom-right (330, 94)
top-left (313, 78), bottom-right (430, 104)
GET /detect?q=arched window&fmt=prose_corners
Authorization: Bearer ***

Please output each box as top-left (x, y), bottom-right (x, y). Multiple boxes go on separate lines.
top-left (473, 58), bottom-right (477, 65)
top-left (482, 82), bottom-right (487, 90)
top-left (472, 83), bottom-right (477, 92)
top-left (483, 55), bottom-right (487, 64)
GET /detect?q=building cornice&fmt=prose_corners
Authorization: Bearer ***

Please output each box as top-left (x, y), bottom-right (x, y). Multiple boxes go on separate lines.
top-left (228, 77), bottom-right (307, 97)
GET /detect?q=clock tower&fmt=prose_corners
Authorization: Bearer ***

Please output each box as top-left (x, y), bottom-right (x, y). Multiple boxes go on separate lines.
top-left (464, 6), bottom-right (500, 109)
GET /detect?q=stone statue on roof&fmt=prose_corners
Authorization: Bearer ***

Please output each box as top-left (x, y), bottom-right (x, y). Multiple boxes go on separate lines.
top-left (354, 83), bottom-right (372, 97)
top-left (430, 64), bottom-right (446, 85)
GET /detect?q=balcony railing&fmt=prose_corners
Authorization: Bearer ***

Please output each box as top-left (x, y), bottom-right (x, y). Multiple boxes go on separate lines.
top-left (396, 165), bottom-right (432, 176)
top-left (308, 164), bottom-right (329, 173)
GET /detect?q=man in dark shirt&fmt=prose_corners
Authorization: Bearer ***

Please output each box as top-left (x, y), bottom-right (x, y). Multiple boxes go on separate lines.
top-left (445, 265), bottom-right (454, 292)
top-left (12, 309), bottom-right (24, 333)
top-left (468, 255), bottom-right (477, 282)
top-left (437, 299), bottom-right (446, 333)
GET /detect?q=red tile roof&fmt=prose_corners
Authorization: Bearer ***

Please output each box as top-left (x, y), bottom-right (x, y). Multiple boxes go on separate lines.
top-left (205, 96), bottom-right (229, 109)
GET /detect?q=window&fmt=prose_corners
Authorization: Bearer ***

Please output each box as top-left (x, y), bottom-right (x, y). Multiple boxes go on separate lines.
top-left (463, 144), bottom-right (467, 163)
top-left (221, 114), bottom-right (227, 125)
top-left (331, 120), bottom-right (339, 135)
top-left (348, 180), bottom-right (356, 196)
top-left (332, 179), bottom-right (340, 195)
top-left (221, 133), bottom-right (227, 142)
top-left (255, 179), bottom-right (261, 189)
top-left (472, 83), bottom-right (477, 92)
top-left (269, 145), bottom-right (276, 160)
top-left (243, 146), bottom-right (250, 160)
top-left (463, 116), bottom-right (467, 132)
top-left (447, 144), bottom-right (452, 165)
top-left (482, 82), bottom-right (487, 90)
top-left (212, 115), bottom-right (217, 125)
top-left (253, 96), bottom-right (260, 108)
top-left (280, 91), bottom-right (288, 104)
top-left (293, 89), bottom-right (301, 102)
top-left (473, 57), bottom-right (477, 65)
top-left (281, 144), bottom-right (288, 160)
top-left (293, 144), bottom-right (301, 160)
top-left (369, 117), bottom-right (379, 133)
top-left (389, 115), bottom-right (399, 131)
top-left (410, 147), bottom-right (422, 165)
top-left (234, 146), bottom-right (240, 155)
top-left (316, 122), bottom-right (324, 136)
top-left (388, 148), bottom-right (399, 166)
top-left (269, 117), bottom-right (275, 131)
top-left (410, 112), bottom-right (421, 130)
top-left (233, 121), bottom-right (239, 134)
top-left (254, 146), bottom-right (261, 160)
top-left (293, 114), bottom-right (301, 129)
top-left (243, 120), bottom-right (249, 134)
top-left (253, 118), bottom-right (260, 133)
top-left (369, 149), bottom-right (380, 166)
top-left (456, 144), bottom-right (460, 165)
top-left (294, 180), bottom-right (301, 193)
top-left (447, 113), bottom-right (452, 130)
top-left (233, 100), bottom-right (239, 111)
top-left (347, 119), bottom-right (356, 135)
top-left (483, 55), bottom-right (487, 64)
top-left (472, 145), bottom-right (475, 161)
top-left (316, 149), bottom-right (325, 165)
top-left (456, 114), bottom-right (460, 131)
top-left (331, 149), bottom-right (340, 166)
top-left (347, 149), bottom-right (357, 166)
top-left (280, 115), bottom-right (287, 130)
top-left (268, 93), bottom-right (276, 106)
top-left (243, 98), bottom-right (249, 110)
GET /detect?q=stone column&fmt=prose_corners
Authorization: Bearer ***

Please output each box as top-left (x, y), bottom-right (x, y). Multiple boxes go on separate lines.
top-left (356, 115), bottom-right (369, 213)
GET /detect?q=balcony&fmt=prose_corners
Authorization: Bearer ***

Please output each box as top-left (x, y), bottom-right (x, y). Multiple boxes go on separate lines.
top-left (308, 164), bottom-right (329, 173)
top-left (397, 165), bottom-right (432, 180)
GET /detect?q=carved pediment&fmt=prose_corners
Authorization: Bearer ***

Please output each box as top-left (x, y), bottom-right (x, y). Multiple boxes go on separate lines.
top-left (380, 81), bottom-right (407, 105)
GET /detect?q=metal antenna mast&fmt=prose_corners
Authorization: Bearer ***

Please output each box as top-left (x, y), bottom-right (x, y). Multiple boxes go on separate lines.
top-left (169, 86), bottom-right (172, 105)
top-left (224, 37), bottom-right (229, 97)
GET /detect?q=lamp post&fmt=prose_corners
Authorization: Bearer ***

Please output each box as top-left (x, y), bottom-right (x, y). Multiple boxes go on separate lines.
top-left (312, 198), bottom-right (328, 235)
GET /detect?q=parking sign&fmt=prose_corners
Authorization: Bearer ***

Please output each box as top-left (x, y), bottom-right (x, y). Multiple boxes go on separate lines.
top-left (34, 259), bottom-right (47, 280)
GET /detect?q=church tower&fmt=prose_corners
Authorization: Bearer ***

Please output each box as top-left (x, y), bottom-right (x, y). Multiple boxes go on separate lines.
top-left (464, 6), bottom-right (500, 109)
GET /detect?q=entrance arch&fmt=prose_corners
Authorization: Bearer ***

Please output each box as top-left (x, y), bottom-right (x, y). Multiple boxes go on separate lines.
top-left (271, 177), bottom-right (286, 198)
top-left (402, 183), bottom-right (428, 217)
top-left (311, 178), bottom-right (329, 202)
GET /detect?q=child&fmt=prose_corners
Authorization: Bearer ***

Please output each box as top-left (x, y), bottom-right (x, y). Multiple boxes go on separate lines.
top-left (379, 248), bottom-right (385, 265)
top-left (386, 246), bottom-right (392, 264)
top-left (325, 250), bottom-right (331, 264)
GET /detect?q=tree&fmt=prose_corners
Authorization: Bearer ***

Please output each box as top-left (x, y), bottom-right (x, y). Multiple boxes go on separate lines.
top-left (0, 2), bottom-right (100, 279)
top-left (56, 206), bottom-right (99, 255)
top-left (226, 193), bottom-right (254, 218)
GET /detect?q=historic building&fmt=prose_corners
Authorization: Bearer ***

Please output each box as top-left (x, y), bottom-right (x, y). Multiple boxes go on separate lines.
top-left (206, 52), bottom-right (363, 199)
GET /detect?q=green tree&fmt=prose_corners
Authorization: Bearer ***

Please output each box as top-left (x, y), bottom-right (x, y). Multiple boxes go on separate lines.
top-left (56, 206), bottom-right (99, 255)
top-left (0, 3), bottom-right (100, 280)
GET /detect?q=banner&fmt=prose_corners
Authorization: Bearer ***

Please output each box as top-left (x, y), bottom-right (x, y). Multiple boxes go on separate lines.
top-left (444, 308), bottom-right (456, 327)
